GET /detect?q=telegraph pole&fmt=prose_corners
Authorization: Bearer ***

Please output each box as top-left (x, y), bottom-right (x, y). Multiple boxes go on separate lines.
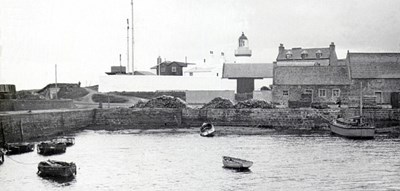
top-left (55, 64), bottom-right (58, 99)
top-left (131, 0), bottom-right (134, 75)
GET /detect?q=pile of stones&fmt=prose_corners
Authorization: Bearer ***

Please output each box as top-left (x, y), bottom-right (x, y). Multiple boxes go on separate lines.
top-left (201, 97), bottom-right (234, 109)
top-left (234, 99), bottom-right (276, 109)
top-left (133, 95), bottom-right (187, 108)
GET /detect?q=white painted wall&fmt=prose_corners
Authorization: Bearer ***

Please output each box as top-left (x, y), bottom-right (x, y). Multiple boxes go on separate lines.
top-left (99, 75), bottom-right (237, 92)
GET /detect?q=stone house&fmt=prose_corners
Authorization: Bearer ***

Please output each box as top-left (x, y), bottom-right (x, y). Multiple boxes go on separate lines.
top-left (272, 64), bottom-right (351, 106)
top-left (346, 52), bottom-right (400, 105)
top-left (151, 61), bottom-right (193, 76)
top-left (276, 42), bottom-right (339, 66)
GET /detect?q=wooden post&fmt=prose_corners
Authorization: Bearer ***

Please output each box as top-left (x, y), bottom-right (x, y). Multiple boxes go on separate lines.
top-left (1, 122), bottom-right (6, 147)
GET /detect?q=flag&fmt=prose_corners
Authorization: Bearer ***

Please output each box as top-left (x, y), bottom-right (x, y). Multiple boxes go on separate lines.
top-left (210, 51), bottom-right (213, 54)
top-left (221, 52), bottom-right (224, 56)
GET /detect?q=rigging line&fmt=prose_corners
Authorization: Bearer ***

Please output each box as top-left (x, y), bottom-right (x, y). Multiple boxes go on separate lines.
top-left (5, 155), bottom-right (37, 165)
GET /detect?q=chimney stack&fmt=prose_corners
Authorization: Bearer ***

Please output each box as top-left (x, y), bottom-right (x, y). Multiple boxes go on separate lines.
top-left (279, 43), bottom-right (285, 53)
top-left (330, 42), bottom-right (335, 52)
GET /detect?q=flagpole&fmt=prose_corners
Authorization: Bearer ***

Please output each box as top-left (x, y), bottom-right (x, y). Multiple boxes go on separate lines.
top-left (126, 18), bottom-right (130, 74)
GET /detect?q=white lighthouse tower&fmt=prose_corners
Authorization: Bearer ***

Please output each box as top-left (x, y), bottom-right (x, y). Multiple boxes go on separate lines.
top-left (234, 32), bottom-right (252, 63)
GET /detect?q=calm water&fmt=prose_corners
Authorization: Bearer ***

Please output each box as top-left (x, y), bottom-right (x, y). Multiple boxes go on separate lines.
top-left (1, 129), bottom-right (400, 191)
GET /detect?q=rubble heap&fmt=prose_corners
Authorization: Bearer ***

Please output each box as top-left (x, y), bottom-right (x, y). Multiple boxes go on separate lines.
top-left (201, 97), bottom-right (234, 109)
top-left (134, 95), bottom-right (187, 108)
top-left (234, 99), bottom-right (276, 109)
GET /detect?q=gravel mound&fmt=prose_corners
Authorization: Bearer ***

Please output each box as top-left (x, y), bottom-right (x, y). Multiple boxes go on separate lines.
top-left (234, 99), bottom-right (276, 109)
top-left (134, 95), bottom-right (187, 108)
top-left (201, 97), bottom-right (234, 109)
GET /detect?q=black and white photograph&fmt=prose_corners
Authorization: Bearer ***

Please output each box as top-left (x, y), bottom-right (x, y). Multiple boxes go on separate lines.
top-left (1, 0), bottom-right (400, 190)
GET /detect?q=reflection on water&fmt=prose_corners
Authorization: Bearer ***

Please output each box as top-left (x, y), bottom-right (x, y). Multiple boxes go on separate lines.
top-left (0, 129), bottom-right (400, 191)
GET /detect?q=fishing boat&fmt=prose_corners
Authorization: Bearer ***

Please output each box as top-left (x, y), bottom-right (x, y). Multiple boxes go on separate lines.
top-left (200, 122), bottom-right (215, 137)
top-left (330, 116), bottom-right (375, 139)
top-left (51, 136), bottom-right (75, 146)
top-left (329, 82), bottom-right (375, 139)
top-left (222, 156), bottom-right (253, 169)
top-left (37, 160), bottom-right (77, 178)
top-left (37, 142), bottom-right (67, 155)
top-left (4, 142), bottom-right (35, 155)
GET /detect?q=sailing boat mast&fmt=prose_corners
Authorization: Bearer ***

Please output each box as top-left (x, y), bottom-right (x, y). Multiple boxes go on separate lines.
top-left (360, 81), bottom-right (363, 124)
top-left (131, 0), bottom-right (134, 75)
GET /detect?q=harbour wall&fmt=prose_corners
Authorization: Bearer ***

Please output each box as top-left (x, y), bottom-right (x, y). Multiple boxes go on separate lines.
top-left (1, 108), bottom-right (399, 143)
top-left (0, 99), bottom-right (75, 111)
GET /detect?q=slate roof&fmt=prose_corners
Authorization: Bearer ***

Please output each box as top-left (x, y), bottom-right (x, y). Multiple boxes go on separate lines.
top-left (150, 61), bottom-right (194, 69)
top-left (348, 53), bottom-right (400, 79)
top-left (274, 66), bottom-right (351, 85)
top-left (222, 63), bottom-right (273, 79)
top-left (277, 47), bottom-right (331, 61)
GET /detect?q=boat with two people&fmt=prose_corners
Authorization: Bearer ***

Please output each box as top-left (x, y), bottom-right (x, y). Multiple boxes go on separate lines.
top-left (222, 156), bottom-right (253, 170)
top-left (329, 82), bottom-right (375, 139)
top-left (37, 160), bottom-right (77, 178)
top-left (37, 142), bottom-right (67, 155)
top-left (330, 116), bottom-right (375, 139)
top-left (200, 122), bottom-right (216, 137)
top-left (4, 142), bottom-right (35, 155)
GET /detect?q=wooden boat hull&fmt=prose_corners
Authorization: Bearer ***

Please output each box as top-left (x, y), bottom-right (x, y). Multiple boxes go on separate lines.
top-left (330, 122), bottom-right (375, 139)
top-left (200, 123), bottom-right (216, 137)
top-left (37, 142), bottom-right (67, 155)
top-left (5, 143), bottom-right (35, 155)
top-left (37, 160), bottom-right (77, 178)
top-left (222, 156), bottom-right (253, 169)
top-left (51, 137), bottom-right (75, 146)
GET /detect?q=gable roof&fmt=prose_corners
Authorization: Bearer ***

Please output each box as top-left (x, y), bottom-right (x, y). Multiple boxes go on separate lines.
top-left (150, 61), bottom-right (194, 69)
top-left (222, 63), bottom-right (273, 79)
top-left (348, 52), bottom-right (400, 79)
top-left (274, 66), bottom-right (351, 85)
top-left (277, 47), bottom-right (331, 61)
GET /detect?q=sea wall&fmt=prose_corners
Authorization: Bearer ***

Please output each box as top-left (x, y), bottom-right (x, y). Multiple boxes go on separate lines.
top-left (1, 107), bottom-right (399, 143)
top-left (0, 109), bottom-right (94, 143)
top-left (0, 99), bottom-right (75, 111)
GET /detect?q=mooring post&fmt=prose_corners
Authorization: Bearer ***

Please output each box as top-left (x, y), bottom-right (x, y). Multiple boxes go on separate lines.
top-left (19, 119), bottom-right (24, 142)
top-left (1, 122), bottom-right (6, 147)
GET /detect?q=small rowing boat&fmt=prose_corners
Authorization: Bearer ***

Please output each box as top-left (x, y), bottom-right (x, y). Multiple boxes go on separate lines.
top-left (200, 123), bottom-right (216, 137)
top-left (222, 156), bottom-right (253, 169)
top-left (37, 160), bottom-right (77, 178)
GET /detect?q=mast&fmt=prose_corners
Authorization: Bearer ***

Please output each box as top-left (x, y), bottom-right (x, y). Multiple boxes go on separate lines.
top-left (360, 81), bottom-right (363, 123)
top-left (126, 19), bottom-right (130, 74)
top-left (131, 0), bottom-right (134, 75)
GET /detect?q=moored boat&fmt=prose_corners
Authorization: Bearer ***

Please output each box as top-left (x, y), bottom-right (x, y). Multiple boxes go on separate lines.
top-left (51, 136), bottom-right (75, 146)
top-left (330, 116), bottom-right (375, 139)
top-left (200, 122), bottom-right (216, 137)
top-left (37, 160), bottom-right (77, 178)
top-left (37, 142), bottom-right (67, 155)
top-left (4, 142), bottom-right (35, 155)
top-left (222, 156), bottom-right (253, 169)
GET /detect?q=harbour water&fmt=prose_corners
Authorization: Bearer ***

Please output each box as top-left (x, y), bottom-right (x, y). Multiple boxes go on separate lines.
top-left (1, 128), bottom-right (400, 191)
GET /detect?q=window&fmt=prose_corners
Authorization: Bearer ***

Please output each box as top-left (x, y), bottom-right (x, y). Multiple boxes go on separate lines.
top-left (171, 66), bottom-right (177, 72)
top-left (189, 72), bottom-right (193, 76)
top-left (318, 89), bottom-right (326, 97)
top-left (375, 91), bottom-right (382, 103)
top-left (316, 50), bottom-right (322, 58)
top-left (161, 67), bottom-right (166, 72)
top-left (301, 50), bottom-right (308, 59)
top-left (283, 90), bottom-right (289, 96)
top-left (304, 89), bottom-right (313, 94)
top-left (333, 89), bottom-right (340, 97)
top-left (285, 51), bottom-right (292, 59)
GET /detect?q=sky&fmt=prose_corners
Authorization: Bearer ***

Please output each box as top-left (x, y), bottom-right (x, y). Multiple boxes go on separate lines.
top-left (1, 0), bottom-right (400, 90)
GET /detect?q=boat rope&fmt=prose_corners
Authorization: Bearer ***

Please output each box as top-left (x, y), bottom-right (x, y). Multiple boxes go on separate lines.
top-left (5, 155), bottom-right (37, 165)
